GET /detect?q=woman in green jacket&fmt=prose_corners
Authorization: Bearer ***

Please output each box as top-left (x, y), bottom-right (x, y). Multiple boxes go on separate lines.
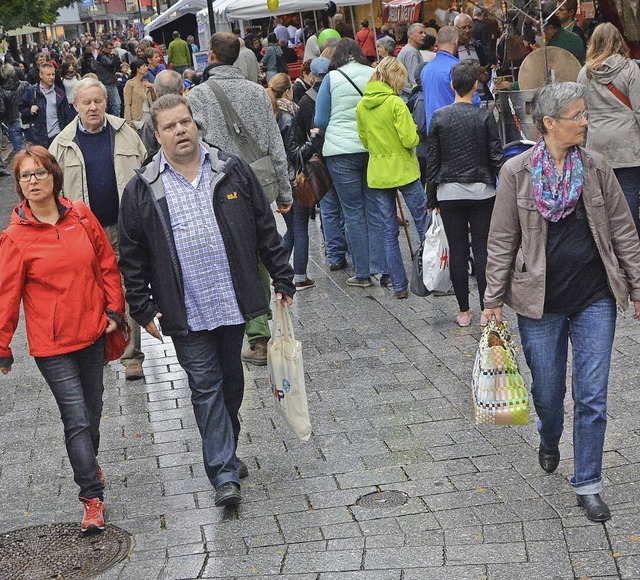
top-left (356, 57), bottom-right (427, 298)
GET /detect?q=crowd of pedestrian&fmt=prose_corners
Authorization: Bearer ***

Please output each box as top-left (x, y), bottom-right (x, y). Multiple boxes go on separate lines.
top-left (0, 4), bottom-right (639, 538)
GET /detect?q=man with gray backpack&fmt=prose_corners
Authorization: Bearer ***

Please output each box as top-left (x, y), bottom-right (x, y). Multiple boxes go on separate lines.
top-left (186, 32), bottom-right (292, 367)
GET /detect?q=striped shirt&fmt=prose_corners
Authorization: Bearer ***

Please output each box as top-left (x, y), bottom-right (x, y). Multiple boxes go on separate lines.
top-left (160, 146), bottom-right (244, 331)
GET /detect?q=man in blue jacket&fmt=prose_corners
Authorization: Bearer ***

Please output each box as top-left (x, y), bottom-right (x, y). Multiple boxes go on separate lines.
top-left (118, 94), bottom-right (295, 508)
top-left (19, 63), bottom-right (70, 147)
top-left (421, 26), bottom-right (480, 132)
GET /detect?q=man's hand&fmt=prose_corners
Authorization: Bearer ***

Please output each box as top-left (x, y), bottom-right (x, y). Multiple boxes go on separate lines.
top-left (31, 105), bottom-right (38, 115)
top-left (145, 312), bottom-right (164, 342)
top-left (482, 306), bottom-right (503, 325)
top-left (105, 318), bottom-right (118, 334)
top-left (276, 203), bottom-right (292, 214)
top-left (276, 292), bottom-right (293, 307)
top-left (0, 366), bottom-right (11, 375)
top-left (634, 301), bottom-right (640, 321)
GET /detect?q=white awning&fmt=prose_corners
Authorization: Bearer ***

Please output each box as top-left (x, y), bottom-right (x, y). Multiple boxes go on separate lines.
top-left (212, 0), bottom-right (372, 20)
top-left (145, 0), bottom-right (208, 34)
top-left (5, 25), bottom-right (42, 36)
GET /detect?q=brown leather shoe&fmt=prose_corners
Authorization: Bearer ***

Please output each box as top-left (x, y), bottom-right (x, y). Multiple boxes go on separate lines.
top-left (124, 363), bottom-right (145, 381)
top-left (241, 338), bottom-right (268, 366)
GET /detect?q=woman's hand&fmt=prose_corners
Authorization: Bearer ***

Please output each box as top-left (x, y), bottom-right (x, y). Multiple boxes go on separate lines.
top-left (482, 306), bottom-right (503, 325)
top-left (634, 301), bottom-right (640, 321)
top-left (105, 318), bottom-right (118, 334)
top-left (276, 203), bottom-right (292, 214)
top-left (0, 366), bottom-right (11, 375)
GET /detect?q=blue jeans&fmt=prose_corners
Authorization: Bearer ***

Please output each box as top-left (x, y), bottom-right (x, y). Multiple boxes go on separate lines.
top-left (613, 166), bottom-right (640, 236)
top-left (105, 83), bottom-right (121, 117)
top-left (325, 153), bottom-right (387, 278)
top-left (172, 324), bottom-right (245, 488)
top-left (35, 336), bottom-right (106, 500)
top-left (282, 198), bottom-right (311, 280)
top-left (373, 180), bottom-right (428, 291)
top-left (6, 119), bottom-right (23, 153)
top-left (517, 296), bottom-right (616, 494)
top-left (319, 186), bottom-right (348, 266)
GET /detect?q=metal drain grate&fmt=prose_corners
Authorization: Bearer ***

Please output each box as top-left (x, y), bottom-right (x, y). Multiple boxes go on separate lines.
top-left (0, 523), bottom-right (133, 580)
top-left (356, 490), bottom-right (409, 508)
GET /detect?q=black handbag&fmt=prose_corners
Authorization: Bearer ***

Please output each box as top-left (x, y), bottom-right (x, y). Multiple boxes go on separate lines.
top-left (294, 153), bottom-right (332, 208)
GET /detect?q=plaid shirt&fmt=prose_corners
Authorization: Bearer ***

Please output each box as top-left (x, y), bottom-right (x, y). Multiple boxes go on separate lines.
top-left (160, 146), bottom-right (244, 331)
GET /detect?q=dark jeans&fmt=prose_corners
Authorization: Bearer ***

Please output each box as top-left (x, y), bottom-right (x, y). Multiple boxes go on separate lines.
top-left (613, 166), bottom-right (640, 236)
top-left (439, 197), bottom-right (495, 312)
top-left (283, 198), bottom-right (312, 279)
top-left (35, 336), bottom-right (106, 500)
top-left (172, 324), bottom-right (245, 488)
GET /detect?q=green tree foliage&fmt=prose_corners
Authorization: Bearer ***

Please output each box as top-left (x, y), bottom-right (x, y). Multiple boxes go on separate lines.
top-left (0, 0), bottom-right (75, 31)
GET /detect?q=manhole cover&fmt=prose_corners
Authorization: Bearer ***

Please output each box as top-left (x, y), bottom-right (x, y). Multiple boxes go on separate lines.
top-left (356, 490), bottom-right (409, 508)
top-left (0, 523), bottom-right (133, 580)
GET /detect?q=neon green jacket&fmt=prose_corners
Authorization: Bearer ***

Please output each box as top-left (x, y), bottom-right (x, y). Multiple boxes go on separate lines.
top-left (356, 80), bottom-right (420, 189)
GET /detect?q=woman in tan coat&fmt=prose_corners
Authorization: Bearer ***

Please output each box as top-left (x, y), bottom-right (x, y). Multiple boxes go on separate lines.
top-left (123, 59), bottom-right (156, 131)
top-left (483, 82), bottom-right (640, 524)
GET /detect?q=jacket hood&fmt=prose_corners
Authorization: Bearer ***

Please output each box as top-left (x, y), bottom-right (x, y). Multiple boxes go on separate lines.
top-left (1, 76), bottom-right (20, 91)
top-left (589, 54), bottom-right (629, 84)
top-left (360, 81), bottom-right (395, 109)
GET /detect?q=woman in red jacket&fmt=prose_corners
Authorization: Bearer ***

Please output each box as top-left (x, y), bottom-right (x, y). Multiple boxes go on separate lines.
top-left (0, 146), bottom-right (124, 534)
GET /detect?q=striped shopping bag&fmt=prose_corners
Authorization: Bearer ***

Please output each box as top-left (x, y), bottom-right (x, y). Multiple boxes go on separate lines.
top-left (472, 320), bottom-right (529, 425)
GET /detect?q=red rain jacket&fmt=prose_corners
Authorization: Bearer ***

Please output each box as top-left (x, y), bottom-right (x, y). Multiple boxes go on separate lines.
top-left (0, 198), bottom-right (124, 364)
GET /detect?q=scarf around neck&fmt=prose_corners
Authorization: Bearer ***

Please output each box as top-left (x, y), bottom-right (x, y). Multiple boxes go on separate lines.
top-left (531, 137), bottom-right (583, 222)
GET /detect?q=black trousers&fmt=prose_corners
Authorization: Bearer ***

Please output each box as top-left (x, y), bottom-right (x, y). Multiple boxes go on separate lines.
top-left (439, 197), bottom-right (495, 313)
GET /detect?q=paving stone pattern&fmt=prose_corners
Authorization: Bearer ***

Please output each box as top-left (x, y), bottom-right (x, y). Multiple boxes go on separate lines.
top-left (1, 195), bottom-right (640, 579)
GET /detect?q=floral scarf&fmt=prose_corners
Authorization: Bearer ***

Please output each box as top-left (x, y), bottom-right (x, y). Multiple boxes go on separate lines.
top-left (531, 137), bottom-right (583, 222)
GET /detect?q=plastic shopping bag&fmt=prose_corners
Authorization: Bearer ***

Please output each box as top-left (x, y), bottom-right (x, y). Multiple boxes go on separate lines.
top-left (267, 301), bottom-right (312, 441)
top-left (472, 320), bottom-right (529, 425)
top-left (422, 212), bottom-right (452, 293)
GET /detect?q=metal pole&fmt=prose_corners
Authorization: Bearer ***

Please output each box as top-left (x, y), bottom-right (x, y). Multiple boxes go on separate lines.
top-left (313, 10), bottom-right (318, 33)
top-left (207, 0), bottom-right (216, 36)
top-left (537, 0), bottom-right (550, 83)
top-left (369, 1), bottom-right (379, 61)
top-left (349, 5), bottom-right (357, 37)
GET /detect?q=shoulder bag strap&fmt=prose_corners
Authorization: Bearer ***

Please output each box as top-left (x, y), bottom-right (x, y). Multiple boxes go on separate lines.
top-left (606, 82), bottom-right (632, 109)
top-left (205, 79), bottom-right (262, 160)
top-left (335, 68), bottom-right (364, 97)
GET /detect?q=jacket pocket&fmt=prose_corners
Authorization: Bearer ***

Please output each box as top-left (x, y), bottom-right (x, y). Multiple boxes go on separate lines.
top-left (51, 300), bottom-right (60, 342)
top-left (516, 197), bottom-right (542, 230)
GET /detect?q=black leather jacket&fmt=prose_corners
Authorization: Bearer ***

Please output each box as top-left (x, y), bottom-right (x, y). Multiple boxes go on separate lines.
top-left (277, 106), bottom-right (321, 182)
top-left (425, 102), bottom-right (504, 209)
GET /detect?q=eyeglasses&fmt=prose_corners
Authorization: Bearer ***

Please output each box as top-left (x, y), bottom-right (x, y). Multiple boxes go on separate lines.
top-left (18, 169), bottom-right (50, 182)
top-left (456, 25), bottom-right (473, 30)
top-left (556, 110), bottom-right (589, 122)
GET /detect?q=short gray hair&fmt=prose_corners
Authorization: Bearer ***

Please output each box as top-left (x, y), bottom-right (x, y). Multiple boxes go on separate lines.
top-left (531, 82), bottom-right (586, 133)
top-left (454, 13), bottom-right (473, 27)
top-left (154, 69), bottom-right (184, 97)
top-left (473, 6), bottom-right (487, 18)
top-left (437, 26), bottom-right (459, 46)
top-left (377, 35), bottom-right (396, 54)
top-left (408, 23), bottom-right (426, 36)
top-left (72, 76), bottom-right (108, 103)
top-left (151, 94), bottom-right (193, 130)
top-left (1, 63), bottom-right (16, 79)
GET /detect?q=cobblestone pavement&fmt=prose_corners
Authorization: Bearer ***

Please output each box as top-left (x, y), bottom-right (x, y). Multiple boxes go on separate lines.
top-left (1, 173), bottom-right (640, 579)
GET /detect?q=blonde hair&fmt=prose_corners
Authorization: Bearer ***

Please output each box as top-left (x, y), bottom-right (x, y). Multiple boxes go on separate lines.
top-left (321, 46), bottom-right (337, 61)
top-left (265, 86), bottom-right (279, 119)
top-left (585, 23), bottom-right (630, 79)
top-left (266, 72), bottom-right (291, 99)
top-left (370, 56), bottom-right (408, 95)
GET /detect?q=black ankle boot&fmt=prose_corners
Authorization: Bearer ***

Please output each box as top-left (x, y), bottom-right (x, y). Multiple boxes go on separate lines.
top-left (577, 494), bottom-right (611, 522)
top-left (538, 447), bottom-right (560, 473)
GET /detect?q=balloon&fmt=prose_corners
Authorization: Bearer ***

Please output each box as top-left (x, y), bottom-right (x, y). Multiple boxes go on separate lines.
top-left (318, 28), bottom-right (341, 49)
top-left (267, 0), bottom-right (279, 11)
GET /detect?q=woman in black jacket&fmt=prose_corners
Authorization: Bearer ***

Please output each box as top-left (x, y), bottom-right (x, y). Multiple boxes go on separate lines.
top-left (267, 73), bottom-right (321, 291)
top-left (425, 60), bottom-right (504, 327)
